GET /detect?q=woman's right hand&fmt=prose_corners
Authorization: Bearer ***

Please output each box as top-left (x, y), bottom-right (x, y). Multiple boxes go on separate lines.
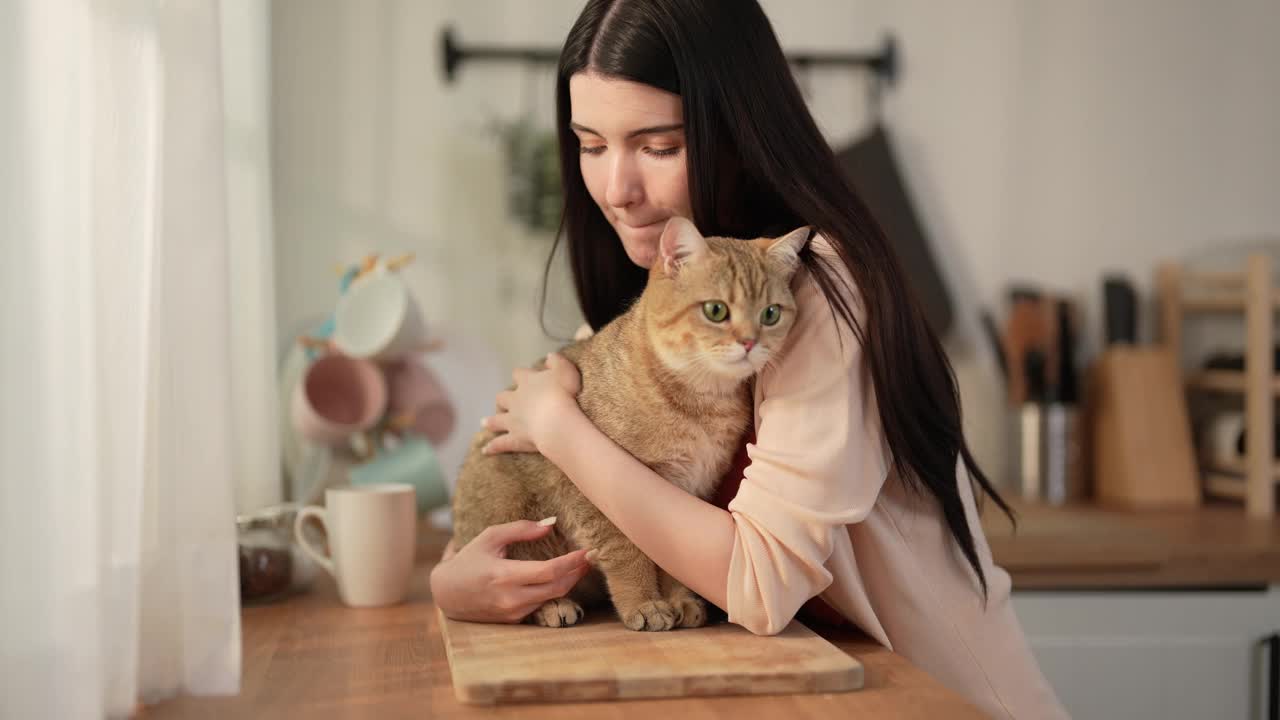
top-left (429, 519), bottom-right (594, 624)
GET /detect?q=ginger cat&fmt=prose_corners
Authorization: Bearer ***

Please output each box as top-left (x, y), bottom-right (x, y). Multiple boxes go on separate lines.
top-left (451, 217), bottom-right (810, 631)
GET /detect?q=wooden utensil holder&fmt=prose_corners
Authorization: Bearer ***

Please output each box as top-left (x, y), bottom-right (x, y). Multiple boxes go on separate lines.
top-left (1090, 347), bottom-right (1200, 509)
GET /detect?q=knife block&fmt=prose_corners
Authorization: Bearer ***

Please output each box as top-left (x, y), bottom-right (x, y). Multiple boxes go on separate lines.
top-left (1089, 347), bottom-right (1201, 509)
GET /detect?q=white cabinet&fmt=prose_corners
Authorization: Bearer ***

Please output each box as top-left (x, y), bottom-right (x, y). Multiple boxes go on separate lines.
top-left (1013, 588), bottom-right (1280, 720)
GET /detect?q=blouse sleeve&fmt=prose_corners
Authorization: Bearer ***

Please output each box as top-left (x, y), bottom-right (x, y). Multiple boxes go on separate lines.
top-left (725, 252), bottom-right (890, 636)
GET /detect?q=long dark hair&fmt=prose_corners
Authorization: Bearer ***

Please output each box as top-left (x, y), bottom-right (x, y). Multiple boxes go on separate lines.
top-left (544, 0), bottom-right (1013, 597)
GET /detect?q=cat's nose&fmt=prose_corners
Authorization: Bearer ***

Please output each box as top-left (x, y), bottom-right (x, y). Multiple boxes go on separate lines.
top-left (741, 338), bottom-right (756, 352)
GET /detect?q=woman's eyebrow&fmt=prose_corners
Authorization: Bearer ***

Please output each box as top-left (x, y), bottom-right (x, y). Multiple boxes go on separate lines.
top-left (570, 122), bottom-right (685, 139)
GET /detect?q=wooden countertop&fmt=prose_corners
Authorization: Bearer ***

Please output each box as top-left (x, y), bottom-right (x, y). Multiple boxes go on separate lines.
top-left (151, 528), bottom-right (983, 719)
top-left (984, 499), bottom-right (1280, 590)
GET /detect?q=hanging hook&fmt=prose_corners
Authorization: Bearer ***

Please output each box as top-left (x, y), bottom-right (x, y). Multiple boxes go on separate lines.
top-left (865, 34), bottom-right (897, 127)
top-left (866, 71), bottom-right (883, 127)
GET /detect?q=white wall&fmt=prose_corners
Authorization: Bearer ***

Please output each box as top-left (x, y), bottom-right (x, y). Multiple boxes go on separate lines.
top-left (859, 0), bottom-right (1280, 346)
top-left (271, 0), bottom-right (587, 373)
top-left (270, 0), bottom-right (1280, 482)
top-left (1004, 1), bottom-right (1280, 349)
top-left (853, 0), bottom-right (1280, 481)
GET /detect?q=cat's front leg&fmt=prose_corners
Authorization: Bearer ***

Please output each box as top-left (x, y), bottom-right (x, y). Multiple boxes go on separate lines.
top-left (659, 570), bottom-right (708, 629)
top-left (579, 532), bottom-right (678, 631)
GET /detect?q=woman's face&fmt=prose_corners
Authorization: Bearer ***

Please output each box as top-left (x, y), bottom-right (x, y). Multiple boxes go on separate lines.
top-left (569, 72), bottom-right (693, 269)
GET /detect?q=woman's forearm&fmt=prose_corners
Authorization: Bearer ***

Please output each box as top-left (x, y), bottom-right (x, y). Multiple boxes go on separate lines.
top-left (539, 407), bottom-right (736, 610)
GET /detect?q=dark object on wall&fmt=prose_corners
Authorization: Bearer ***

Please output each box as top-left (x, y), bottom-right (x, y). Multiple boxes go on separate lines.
top-left (440, 27), bottom-right (898, 87)
top-left (1103, 275), bottom-right (1137, 345)
top-left (835, 125), bottom-right (953, 336)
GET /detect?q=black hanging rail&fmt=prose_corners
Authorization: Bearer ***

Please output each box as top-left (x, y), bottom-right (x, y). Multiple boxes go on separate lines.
top-left (441, 26), bottom-right (898, 87)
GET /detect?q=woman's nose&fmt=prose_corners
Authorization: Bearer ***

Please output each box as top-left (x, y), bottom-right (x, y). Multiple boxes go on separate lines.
top-left (605, 154), bottom-right (643, 209)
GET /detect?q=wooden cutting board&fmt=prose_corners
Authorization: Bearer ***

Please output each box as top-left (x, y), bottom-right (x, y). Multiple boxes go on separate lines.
top-left (438, 609), bottom-right (863, 705)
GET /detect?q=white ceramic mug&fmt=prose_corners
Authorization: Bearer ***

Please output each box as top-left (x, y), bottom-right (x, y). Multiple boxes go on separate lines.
top-left (294, 483), bottom-right (418, 607)
top-left (331, 272), bottom-right (428, 361)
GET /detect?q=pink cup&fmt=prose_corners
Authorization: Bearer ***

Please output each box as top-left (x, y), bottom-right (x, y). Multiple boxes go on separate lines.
top-left (383, 357), bottom-right (457, 446)
top-left (292, 354), bottom-right (388, 446)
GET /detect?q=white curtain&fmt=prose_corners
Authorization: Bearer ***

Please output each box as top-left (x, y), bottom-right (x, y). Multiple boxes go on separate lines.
top-left (221, 0), bottom-right (282, 514)
top-left (0, 0), bottom-right (277, 716)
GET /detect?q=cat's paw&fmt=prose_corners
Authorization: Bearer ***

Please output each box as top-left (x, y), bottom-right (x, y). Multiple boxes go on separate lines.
top-left (672, 595), bottom-right (707, 628)
top-left (530, 598), bottom-right (584, 628)
top-left (621, 600), bottom-right (678, 632)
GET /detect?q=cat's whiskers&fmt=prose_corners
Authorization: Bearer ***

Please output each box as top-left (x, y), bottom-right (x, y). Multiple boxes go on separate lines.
top-left (749, 347), bottom-right (772, 370)
top-left (695, 346), bottom-right (761, 383)
top-left (668, 351), bottom-right (723, 384)
top-left (661, 347), bottom-right (747, 391)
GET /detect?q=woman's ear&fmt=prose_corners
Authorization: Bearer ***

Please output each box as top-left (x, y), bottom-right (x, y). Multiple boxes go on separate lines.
top-left (658, 216), bottom-right (708, 277)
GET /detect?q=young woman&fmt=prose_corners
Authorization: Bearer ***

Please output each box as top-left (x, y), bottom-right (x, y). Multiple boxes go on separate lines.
top-left (430, 2), bottom-right (1067, 717)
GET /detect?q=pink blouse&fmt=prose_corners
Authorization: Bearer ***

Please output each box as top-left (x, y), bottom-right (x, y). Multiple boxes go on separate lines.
top-left (722, 237), bottom-right (1069, 719)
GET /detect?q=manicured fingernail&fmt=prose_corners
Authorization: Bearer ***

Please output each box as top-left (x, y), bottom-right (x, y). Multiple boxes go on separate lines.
top-left (480, 417), bottom-right (489, 429)
top-left (481, 443), bottom-right (491, 454)
top-left (585, 548), bottom-right (599, 563)
top-left (537, 516), bottom-right (557, 527)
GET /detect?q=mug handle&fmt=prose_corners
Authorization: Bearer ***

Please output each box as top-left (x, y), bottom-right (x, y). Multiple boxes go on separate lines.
top-left (294, 506), bottom-right (335, 576)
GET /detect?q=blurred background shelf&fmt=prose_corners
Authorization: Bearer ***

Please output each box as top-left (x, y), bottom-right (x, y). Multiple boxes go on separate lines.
top-left (1185, 369), bottom-right (1280, 394)
top-left (1181, 289), bottom-right (1280, 312)
top-left (1203, 471), bottom-right (1280, 501)
top-left (1158, 254), bottom-right (1278, 517)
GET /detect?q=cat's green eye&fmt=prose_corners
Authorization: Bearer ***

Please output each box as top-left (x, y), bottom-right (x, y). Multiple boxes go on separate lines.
top-left (702, 301), bottom-right (729, 323)
top-left (761, 304), bottom-right (782, 326)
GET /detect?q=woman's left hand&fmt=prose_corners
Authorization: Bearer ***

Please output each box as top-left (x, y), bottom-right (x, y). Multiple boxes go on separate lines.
top-left (482, 352), bottom-right (582, 454)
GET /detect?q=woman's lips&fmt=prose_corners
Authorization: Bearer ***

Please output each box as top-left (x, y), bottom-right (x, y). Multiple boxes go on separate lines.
top-left (620, 217), bottom-right (666, 231)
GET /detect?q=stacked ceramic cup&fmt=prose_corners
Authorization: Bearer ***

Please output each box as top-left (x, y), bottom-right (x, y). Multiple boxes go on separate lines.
top-left (290, 255), bottom-right (456, 515)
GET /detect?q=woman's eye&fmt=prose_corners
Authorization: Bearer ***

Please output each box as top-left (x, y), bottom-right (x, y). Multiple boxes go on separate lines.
top-left (580, 145), bottom-right (606, 156)
top-left (702, 301), bottom-right (729, 323)
top-left (760, 304), bottom-right (782, 326)
top-left (644, 146), bottom-right (680, 157)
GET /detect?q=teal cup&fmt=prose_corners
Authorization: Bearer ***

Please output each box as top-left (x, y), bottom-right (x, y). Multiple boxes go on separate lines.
top-left (348, 436), bottom-right (449, 514)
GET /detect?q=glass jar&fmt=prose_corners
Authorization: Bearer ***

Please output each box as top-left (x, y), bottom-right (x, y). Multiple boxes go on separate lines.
top-left (237, 503), bottom-right (318, 605)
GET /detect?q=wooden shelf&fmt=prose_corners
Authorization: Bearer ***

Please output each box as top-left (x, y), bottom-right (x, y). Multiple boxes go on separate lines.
top-left (1182, 293), bottom-right (1244, 312)
top-left (1159, 254), bottom-right (1277, 517)
top-left (1207, 457), bottom-right (1280, 477)
top-left (1181, 289), bottom-right (1280, 312)
top-left (1186, 369), bottom-right (1280, 393)
top-left (1181, 269), bottom-right (1247, 288)
top-left (1204, 471), bottom-right (1280, 500)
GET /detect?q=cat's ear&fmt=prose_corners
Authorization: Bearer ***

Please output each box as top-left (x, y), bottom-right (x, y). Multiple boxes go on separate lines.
top-left (765, 226), bottom-right (812, 270)
top-left (658, 216), bottom-right (707, 277)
